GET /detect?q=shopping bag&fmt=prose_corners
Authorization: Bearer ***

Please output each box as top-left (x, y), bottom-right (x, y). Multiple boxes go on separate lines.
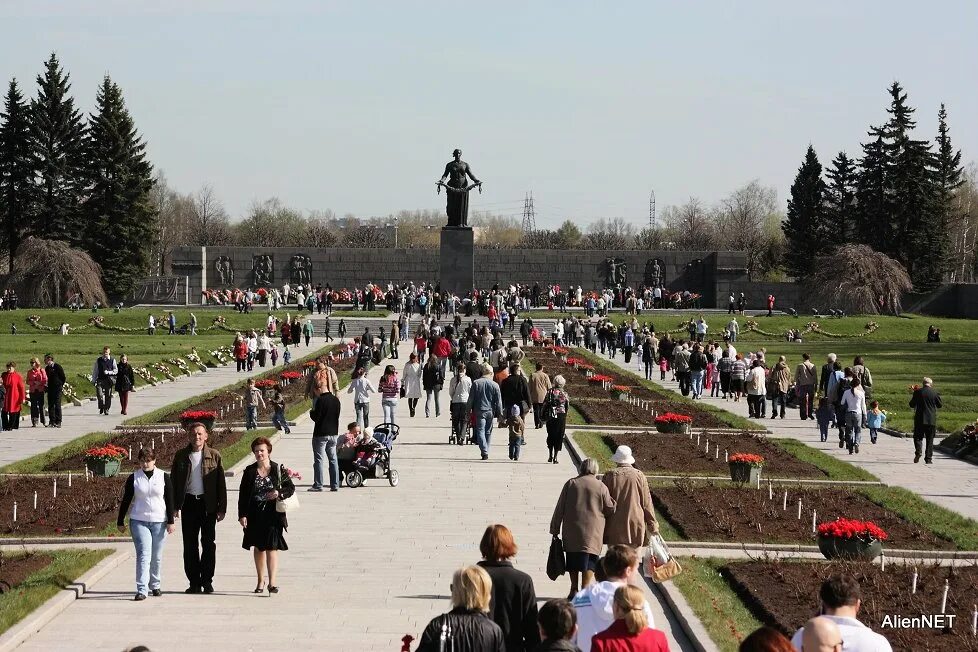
top-left (645, 535), bottom-right (681, 583)
top-left (546, 536), bottom-right (566, 580)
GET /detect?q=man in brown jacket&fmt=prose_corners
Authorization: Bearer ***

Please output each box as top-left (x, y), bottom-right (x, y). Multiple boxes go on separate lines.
top-left (306, 356), bottom-right (338, 398)
top-left (529, 362), bottom-right (552, 429)
top-left (172, 423), bottom-right (228, 594)
top-left (602, 446), bottom-right (658, 556)
top-left (795, 352), bottom-right (818, 420)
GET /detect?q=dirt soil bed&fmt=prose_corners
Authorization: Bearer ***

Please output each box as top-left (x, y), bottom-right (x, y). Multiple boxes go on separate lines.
top-left (574, 399), bottom-right (656, 427)
top-left (524, 348), bottom-right (730, 428)
top-left (0, 475), bottom-right (124, 536)
top-left (609, 431), bottom-right (827, 478)
top-left (42, 427), bottom-right (245, 473)
top-left (655, 481), bottom-right (955, 549)
top-left (0, 552), bottom-right (53, 592)
top-left (723, 560), bottom-right (978, 651)
top-left (155, 355), bottom-right (354, 423)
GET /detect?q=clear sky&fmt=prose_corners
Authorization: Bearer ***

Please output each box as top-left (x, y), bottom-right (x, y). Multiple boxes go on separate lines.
top-left (2, 0), bottom-right (975, 229)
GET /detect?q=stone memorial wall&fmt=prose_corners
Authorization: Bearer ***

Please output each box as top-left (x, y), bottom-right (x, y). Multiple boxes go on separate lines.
top-left (170, 245), bottom-right (749, 308)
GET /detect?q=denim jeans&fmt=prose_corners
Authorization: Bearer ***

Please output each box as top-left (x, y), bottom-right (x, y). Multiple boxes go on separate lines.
top-left (690, 370), bottom-right (705, 398)
top-left (312, 436), bottom-right (326, 489)
top-left (246, 405), bottom-right (258, 430)
top-left (131, 519), bottom-right (167, 596)
top-left (845, 411), bottom-right (862, 449)
top-left (509, 437), bottom-right (522, 460)
top-left (425, 389), bottom-right (441, 417)
top-left (272, 407), bottom-right (290, 433)
top-left (325, 436), bottom-right (339, 489)
top-left (381, 398), bottom-right (397, 425)
top-left (473, 410), bottom-right (495, 457)
top-left (355, 402), bottom-right (370, 428)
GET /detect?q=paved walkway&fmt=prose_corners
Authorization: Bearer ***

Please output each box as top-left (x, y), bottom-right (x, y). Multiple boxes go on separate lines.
top-left (595, 347), bottom-right (978, 520)
top-left (16, 342), bottom-right (695, 652)
top-left (0, 342), bottom-right (331, 469)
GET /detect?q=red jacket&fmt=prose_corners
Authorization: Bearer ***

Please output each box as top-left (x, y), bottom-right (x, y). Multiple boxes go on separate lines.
top-left (2, 370), bottom-right (27, 413)
top-left (234, 340), bottom-right (248, 361)
top-left (433, 337), bottom-right (452, 359)
top-left (591, 621), bottom-right (670, 652)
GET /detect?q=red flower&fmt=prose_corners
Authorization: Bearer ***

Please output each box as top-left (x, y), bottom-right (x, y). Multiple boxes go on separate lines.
top-left (180, 410), bottom-right (218, 421)
top-left (280, 371), bottom-right (303, 380)
top-left (654, 412), bottom-right (692, 424)
top-left (254, 379), bottom-right (277, 389)
top-left (611, 385), bottom-right (631, 393)
top-left (588, 374), bottom-right (615, 384)
top-left (817, 518), bottom-right (888, 542)
top-left (83, 444), bottom-right (128, 462)
top-left (729, 453), bottom-right (765, 466)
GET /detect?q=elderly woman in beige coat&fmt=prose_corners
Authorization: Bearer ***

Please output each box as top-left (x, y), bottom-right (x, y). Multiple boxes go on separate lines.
top-left (550, 458), bottom-right (616, 599)
top-left (602, 446), bottom-right (658, 555)
top-left (528, 362), bottom-right (552, 429)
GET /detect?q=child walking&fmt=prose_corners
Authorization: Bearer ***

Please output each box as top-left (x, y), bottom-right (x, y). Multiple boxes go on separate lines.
top-left (866, 401), bottom-right (886, 444)
top-left (244, 378), bottom-right (265, 430)
top-left (815, 397), bottom-right (833, 443)
top-left (270, 383), bottom-right (290, 434)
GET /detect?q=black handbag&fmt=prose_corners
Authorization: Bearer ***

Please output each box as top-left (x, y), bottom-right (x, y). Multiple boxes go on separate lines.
top-left (546, 535), bottom-right (566, 580)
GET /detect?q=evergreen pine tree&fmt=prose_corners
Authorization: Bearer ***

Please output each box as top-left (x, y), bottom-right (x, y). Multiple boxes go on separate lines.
top-left (854, 126), bottom-right (889, 251)
top-left (924, 104), bottom-right (964, 288)
top-left (0, 79), bottom-right (34, 271)
top-left (880, 82), bottom-right (938, 290)
top-left (29, 53), bottom-right (87, 243)
top-left (82, 76), bottom-right (156, 298)
top-left (824, 151), bottom-right (856, 245)
top-left (781, 145), bottom-right (827, 279)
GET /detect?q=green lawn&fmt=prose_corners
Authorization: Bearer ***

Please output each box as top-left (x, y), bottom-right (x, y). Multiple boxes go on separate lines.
top-left (0, 549), bottom-right (112, 635)
top-left (670, 556), bottom-right (762, 652)
top-left (3, 308), bottom-right (316, 400)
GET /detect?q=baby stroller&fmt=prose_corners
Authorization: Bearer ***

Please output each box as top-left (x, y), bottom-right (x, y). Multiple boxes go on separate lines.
top-left (346, 422), bottom-right (400, 488)
top-left (449, 409), bottom-right (476, 446)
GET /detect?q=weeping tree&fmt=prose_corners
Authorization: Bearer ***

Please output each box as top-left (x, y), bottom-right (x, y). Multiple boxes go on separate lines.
top-left (804, 244), bottom-right (912, 315)
top-left (6, 237), bottom-right (107, 307)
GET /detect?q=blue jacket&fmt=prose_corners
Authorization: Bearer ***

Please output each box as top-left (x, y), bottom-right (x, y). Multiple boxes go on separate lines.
top-left (468, 377), bottom-right (503, 416)
top-left (867, 410), bottom-right (886, 429)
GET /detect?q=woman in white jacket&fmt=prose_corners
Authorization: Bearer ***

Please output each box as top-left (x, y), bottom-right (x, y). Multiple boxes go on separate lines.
top-left (840, 377), bottom-right (867, 455)
top-left (448, 362), bottom-right (472, 445)
top-left (402, 353), bottom-right (423, 417)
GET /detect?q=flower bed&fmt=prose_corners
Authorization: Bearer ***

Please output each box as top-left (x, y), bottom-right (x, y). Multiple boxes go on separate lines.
top-left (605, 432), bottom-right (827, 478)
top-left (728, 453), bottom-right (765, 484)
top-left (0, 475), bottom-right (124, 536)
top-left (653, 481), bottom-right (954, 549)
top-left (41, 427), bottom-right (245, 473)
top-left (655, 412), bottom-right (692, 434)
top-left (721, 560), bottom-right (978, 651)
top-left (83, 444), bottom-right (127, 477)
top-left (573, 399), bottom-right (656, 427)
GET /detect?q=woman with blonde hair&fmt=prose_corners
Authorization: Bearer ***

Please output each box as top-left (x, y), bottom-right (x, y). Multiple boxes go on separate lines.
top-left (417, 565), bottom-right (505, 651)
top-left (590, 585), bottom-right (670, 651)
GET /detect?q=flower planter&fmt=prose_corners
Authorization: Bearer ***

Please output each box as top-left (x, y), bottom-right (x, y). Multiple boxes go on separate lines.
top-left (816, 535), bottom-right (883, 561)
top-left (728, 461), bottom-right (761, 484)
top-left (654, 422), bottom-right (688, 434)
top-left (86, 459), bottom-right (121, 478)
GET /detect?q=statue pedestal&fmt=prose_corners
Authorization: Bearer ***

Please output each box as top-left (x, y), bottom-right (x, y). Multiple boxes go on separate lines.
top-left (440, 227), bottom-right (474, 295)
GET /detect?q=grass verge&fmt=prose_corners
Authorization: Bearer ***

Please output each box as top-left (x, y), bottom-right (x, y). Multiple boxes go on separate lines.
top-left (670, 556), bottom-right (760, 652)
top-left (571, 348), bottom-right (762, 431)
top-left (858, 485), bottom-right (978, 550)
top-left (0, 549), bottom-right (112, 636)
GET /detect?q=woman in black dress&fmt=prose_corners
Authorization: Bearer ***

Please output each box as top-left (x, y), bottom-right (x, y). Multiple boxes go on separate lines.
top-left (115, 353), bottom-right (136, 415)
top-left (238, 436), bottom-right (295, 594)
top-left (544, 376), bottom-right (569, 464)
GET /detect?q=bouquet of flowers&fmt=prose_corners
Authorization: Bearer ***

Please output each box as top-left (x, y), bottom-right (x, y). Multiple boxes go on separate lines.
top-left (817, 518), bottom-right (888, 542)
top-left (83, 444), bottom-right (128, 463)
top-left (280, 371), bottom-right (303, 381)
top-left (728, 453), bottom-right (765, 467)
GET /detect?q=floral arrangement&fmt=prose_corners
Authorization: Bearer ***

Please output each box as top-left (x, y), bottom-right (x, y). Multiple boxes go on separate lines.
top-left (180, 410), bottom-right (218, 424)
top-left (209, 348), bottom-right (231, 364)
top-left (255, 379), bottom-right (277, 389)
top-left (654, 412), bottom-right (693, 425)
top-left (588, 374), bottom-right (615, 384)
top-left (303, 361), bottom-right (318, 368)
top-left (552, 347), bottom-right (569, 355)
top-left (611, 384), bottom-right (631, 394)
top-left (83, 444), bottom-right (128, 463)
top-left (577, 362), bottom-right (595, 371)
top-left (817, 518), bottom-right (888, 542)
top-left (133, 366), bottom-right (157, 386)
top-left (728, 453), bottom-right (765, 467)
top-left (212, 315), bottom-right (227, 325)
top-left (152, 362), bottom-right (175, 381)
top-left (960, 423), bottom-right (978, 446)
top-left (280, 371), bottom-right (303, 382)
top-left (186, 349), bottom-right (208, 371)
top-left (908, 384), bottom-right (920, 393)
top-left (167, 358), bottom-right (193, 376)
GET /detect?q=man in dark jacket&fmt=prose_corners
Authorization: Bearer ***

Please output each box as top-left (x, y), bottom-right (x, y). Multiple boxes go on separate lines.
top-left (172, 423), bottom-right (228, 593)
top-left (310, 389), bottom-right (342, 491)
top-left (465, 351), bottom-right (484, 382)
top-left (535, 599), bottom-right (580, 652)
top-left (43, 354), bottom-right (65, 428)
top-left (909, 377), bottom-right (942, 464)
top-left (688, 344), bottom-right (708, 399)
